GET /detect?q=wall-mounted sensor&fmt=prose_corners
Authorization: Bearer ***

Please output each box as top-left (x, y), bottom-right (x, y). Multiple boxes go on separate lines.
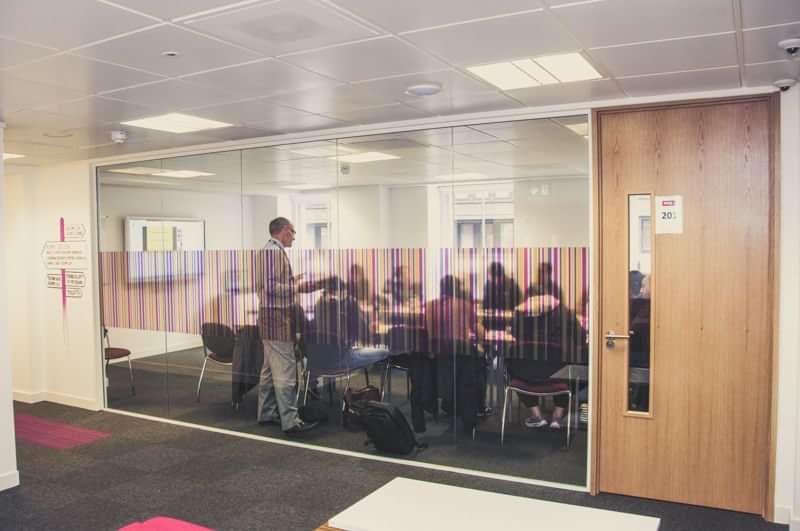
top-left (774, 78), bottom-right (797, 92)
top-left (405, 82), bottom-right (443, 97)
top-left (111, 130), bottom-right (129, 144)
top-left (778, 38), bottom-right (800, 57)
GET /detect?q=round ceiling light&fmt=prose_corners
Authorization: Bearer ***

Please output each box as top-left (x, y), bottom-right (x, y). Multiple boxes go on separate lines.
top-left (161, 51), bottom-right (180, 57)
top-left (405, 82), bottom-right (443, 97)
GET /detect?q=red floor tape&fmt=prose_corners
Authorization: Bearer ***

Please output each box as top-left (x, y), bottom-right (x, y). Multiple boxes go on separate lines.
top-left (119, 517), bottom-right (213, 531)
top-left (14, 413), bottom-right (111, 449)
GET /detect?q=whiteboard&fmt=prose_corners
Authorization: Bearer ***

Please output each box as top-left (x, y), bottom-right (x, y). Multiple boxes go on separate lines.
top-left (124, 217), bottom-right (205, 252)
top-left (124, 217), bottom-right (205, 282)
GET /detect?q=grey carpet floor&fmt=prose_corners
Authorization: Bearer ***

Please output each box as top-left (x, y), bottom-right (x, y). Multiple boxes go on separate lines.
top-left (106, 347), bottom-right (588, 485)
top-left (2, 401), bottom-right (788, 531)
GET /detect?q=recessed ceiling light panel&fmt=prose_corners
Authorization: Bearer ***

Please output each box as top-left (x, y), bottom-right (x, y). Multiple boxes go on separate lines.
top-left (534, 53), bottom-right (601, 83)
top-left (121, 113), bottom-right (232, 134)
top-left (333, 152), bottom-right (401, 163)
top-left (107, 166), bottom-right (163, 175)
top-left (152, 170), bottom-right (215, 178)
top-left (512, 59), bottom-right (558, 85)
top-left (468, 62), bottom-right (540, 90)
top-left (283, 183), bottom-right (334, 191)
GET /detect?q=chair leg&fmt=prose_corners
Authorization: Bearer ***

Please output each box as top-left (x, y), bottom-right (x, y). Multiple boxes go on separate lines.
top-left (501, 387), bottom-right (511, 447)
top-left (341, 372), bottom-right (354, 426)
top-left (364, 367), bottom-right (370, 386)
top-left (381, 361), bottom-right (391, 401)
top-left (302, 370), bottom-right (311, 407)
top-left (566, 392), bottom-right (572, 449)
top-left (196, 356), bottom-right (209, 401)
top-left (127, 356), bottom-right (135, 396)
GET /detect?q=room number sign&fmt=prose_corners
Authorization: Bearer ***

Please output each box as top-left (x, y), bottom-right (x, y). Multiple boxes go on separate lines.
top-left (655, 195), bottom-right (683, 234)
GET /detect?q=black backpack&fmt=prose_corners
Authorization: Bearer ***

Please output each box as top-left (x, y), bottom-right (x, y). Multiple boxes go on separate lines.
top-left (362, 401), bottom-right (427, 455)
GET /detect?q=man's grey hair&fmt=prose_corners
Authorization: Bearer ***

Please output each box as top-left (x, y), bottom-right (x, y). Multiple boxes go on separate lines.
top-left (269, 217), bottom-right (292, 236)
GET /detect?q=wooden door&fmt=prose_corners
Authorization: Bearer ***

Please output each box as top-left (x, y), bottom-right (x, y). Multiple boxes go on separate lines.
top-left (596, 99), bottom-right (774, 514)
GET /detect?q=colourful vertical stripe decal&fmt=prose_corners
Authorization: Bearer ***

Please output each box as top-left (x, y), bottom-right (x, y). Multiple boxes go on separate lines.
top-left (99, 247), bottom-right (589, 362)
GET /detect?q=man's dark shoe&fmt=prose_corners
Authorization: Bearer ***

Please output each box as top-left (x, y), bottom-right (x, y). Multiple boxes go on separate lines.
top-left (284, 420), bottom-right (318, 435)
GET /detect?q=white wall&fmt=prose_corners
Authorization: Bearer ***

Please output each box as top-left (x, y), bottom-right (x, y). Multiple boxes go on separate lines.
top-left (337, 185), bottom-right (389, 248)
top-left (513, 178), bottom-right (590, 247)
top-left (777, 87), bottom-right (800, 528)
top-left (7, 161), bottom-right (103, 410)
top-left (388, 186), bottom-right (428, 248)
top-left (0, 124), bottom-right (20, 492)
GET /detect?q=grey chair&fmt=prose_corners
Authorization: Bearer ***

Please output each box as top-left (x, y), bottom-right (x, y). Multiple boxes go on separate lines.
top-left (103, 328), bottom-right (135, 396)
top-left (197, 323), bottom-right (236, 400)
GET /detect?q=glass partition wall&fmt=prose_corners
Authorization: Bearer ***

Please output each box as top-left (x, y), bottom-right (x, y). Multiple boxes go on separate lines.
top-left (97, 116), bottom-right (591, 487)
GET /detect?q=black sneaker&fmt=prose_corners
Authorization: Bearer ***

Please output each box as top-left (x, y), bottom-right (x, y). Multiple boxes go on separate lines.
top-left (284, 420), bottom-right (318, 435)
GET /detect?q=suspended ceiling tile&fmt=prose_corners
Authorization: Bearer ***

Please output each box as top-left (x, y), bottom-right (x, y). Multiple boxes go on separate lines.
top-left (402, 11), bottom-right (580, 66)
top-left (0, 37), bottom-right (57, 70)
top-left (282, 37), bottom-right (448, 82)
top-left (505, 79), bottom-right (623, 106)
top-left (246, 111), bottom-right (345, 135)
top-left (108, 0), bottom-right (253, 21)
top-left (0, 75), bottom-right (89, 113)
top-left (75, 25), bottom-right (262, 77)
top-left (588, 33), bottom-right (738, 77)
top-left (329, 0), bottom-right (542, 33)
top-left (743, 60), bottom-right (800, 86)
top-left (269, 83), bottom-right (401, 115)
top-left (404, 91), bottom-right (523, 116)
top-left (183, 0), bottom-right (378, 56)
top-left (6, 54), bottom-right (162, 94)
top-left (104, 79), bottom-right (240, 111)
top-left (353, 70), bottom-right (495, 101)
top-left (196, 125), bottom-right (273, 141)
top-left (182, 59), bottom-right (339, 99)
top-left (320, 103), bottom-right (432, 124)
top-left (618, 67), bottom-right (741, 97)
top-left (3, 109), bottom-right (85, 135)
top-left (552, 0), bottom-right (734, 48)
top-left (36, 96), bottom-right (159, 125)
top-left (0, 0), bottom-right (156, 50)
top-left (741, 0), bottom-right (800, 29)
top-left (743, 22), bottom-right (800, 64)
top-left (189, 98), bottom-right (332, 127)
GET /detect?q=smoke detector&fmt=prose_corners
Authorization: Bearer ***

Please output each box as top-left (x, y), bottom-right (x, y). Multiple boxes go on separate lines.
top-left (405, 82), bottom-right (443, 97)
top-left (111, 130), bottom-right (128, 144)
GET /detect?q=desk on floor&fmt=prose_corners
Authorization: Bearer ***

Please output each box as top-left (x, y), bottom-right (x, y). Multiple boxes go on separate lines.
top-left (319, 478), bottom-right (660, 531)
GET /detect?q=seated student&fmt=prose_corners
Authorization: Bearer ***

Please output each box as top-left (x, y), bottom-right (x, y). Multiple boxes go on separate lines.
top-left (426, 275), bottom-right (483, 354)
top-left (482, 261), bottom-right (522, 331)
top-left (411, 275), bottom-right (485, 432)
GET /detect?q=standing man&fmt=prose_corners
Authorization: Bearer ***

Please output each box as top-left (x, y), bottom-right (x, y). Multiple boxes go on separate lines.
top-left (256, 217), bottom-right (317, 434)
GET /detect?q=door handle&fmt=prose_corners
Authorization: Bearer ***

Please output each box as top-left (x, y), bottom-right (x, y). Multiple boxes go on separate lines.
top-left (605, 330), bottom-right (631, 348)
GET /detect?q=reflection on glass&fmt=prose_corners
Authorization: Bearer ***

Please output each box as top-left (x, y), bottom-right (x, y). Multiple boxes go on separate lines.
top-left (96, 116), bottom-right (592, 486)
top-left (628, 194), bottom-right (652, 412)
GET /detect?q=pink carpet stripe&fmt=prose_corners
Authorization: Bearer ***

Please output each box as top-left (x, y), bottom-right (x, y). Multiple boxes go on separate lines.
top-left (14, 413), bottom-right (111, 449)
top-left (119, 517), bottom-right (213, 531)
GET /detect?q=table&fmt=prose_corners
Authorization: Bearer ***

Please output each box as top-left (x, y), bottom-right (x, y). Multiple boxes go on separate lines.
top-left (324, 477), bottom-right (660, 531)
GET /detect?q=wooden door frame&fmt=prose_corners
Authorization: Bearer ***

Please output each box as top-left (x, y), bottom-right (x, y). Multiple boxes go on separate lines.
top-left (588, 94), bottom-right (781, 521)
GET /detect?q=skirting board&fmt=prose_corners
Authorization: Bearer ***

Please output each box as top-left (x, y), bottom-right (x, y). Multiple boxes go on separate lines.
top-left (775, 505), bottom-right (791, 525)
top-left (109, 339), bottom-right (203, 363)
top-left (12, 391), bottom-right (101, 411)
top-left (13, 390), bottom-right (47, 404)
top-left (0, 470), bottom-right (20, 492)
